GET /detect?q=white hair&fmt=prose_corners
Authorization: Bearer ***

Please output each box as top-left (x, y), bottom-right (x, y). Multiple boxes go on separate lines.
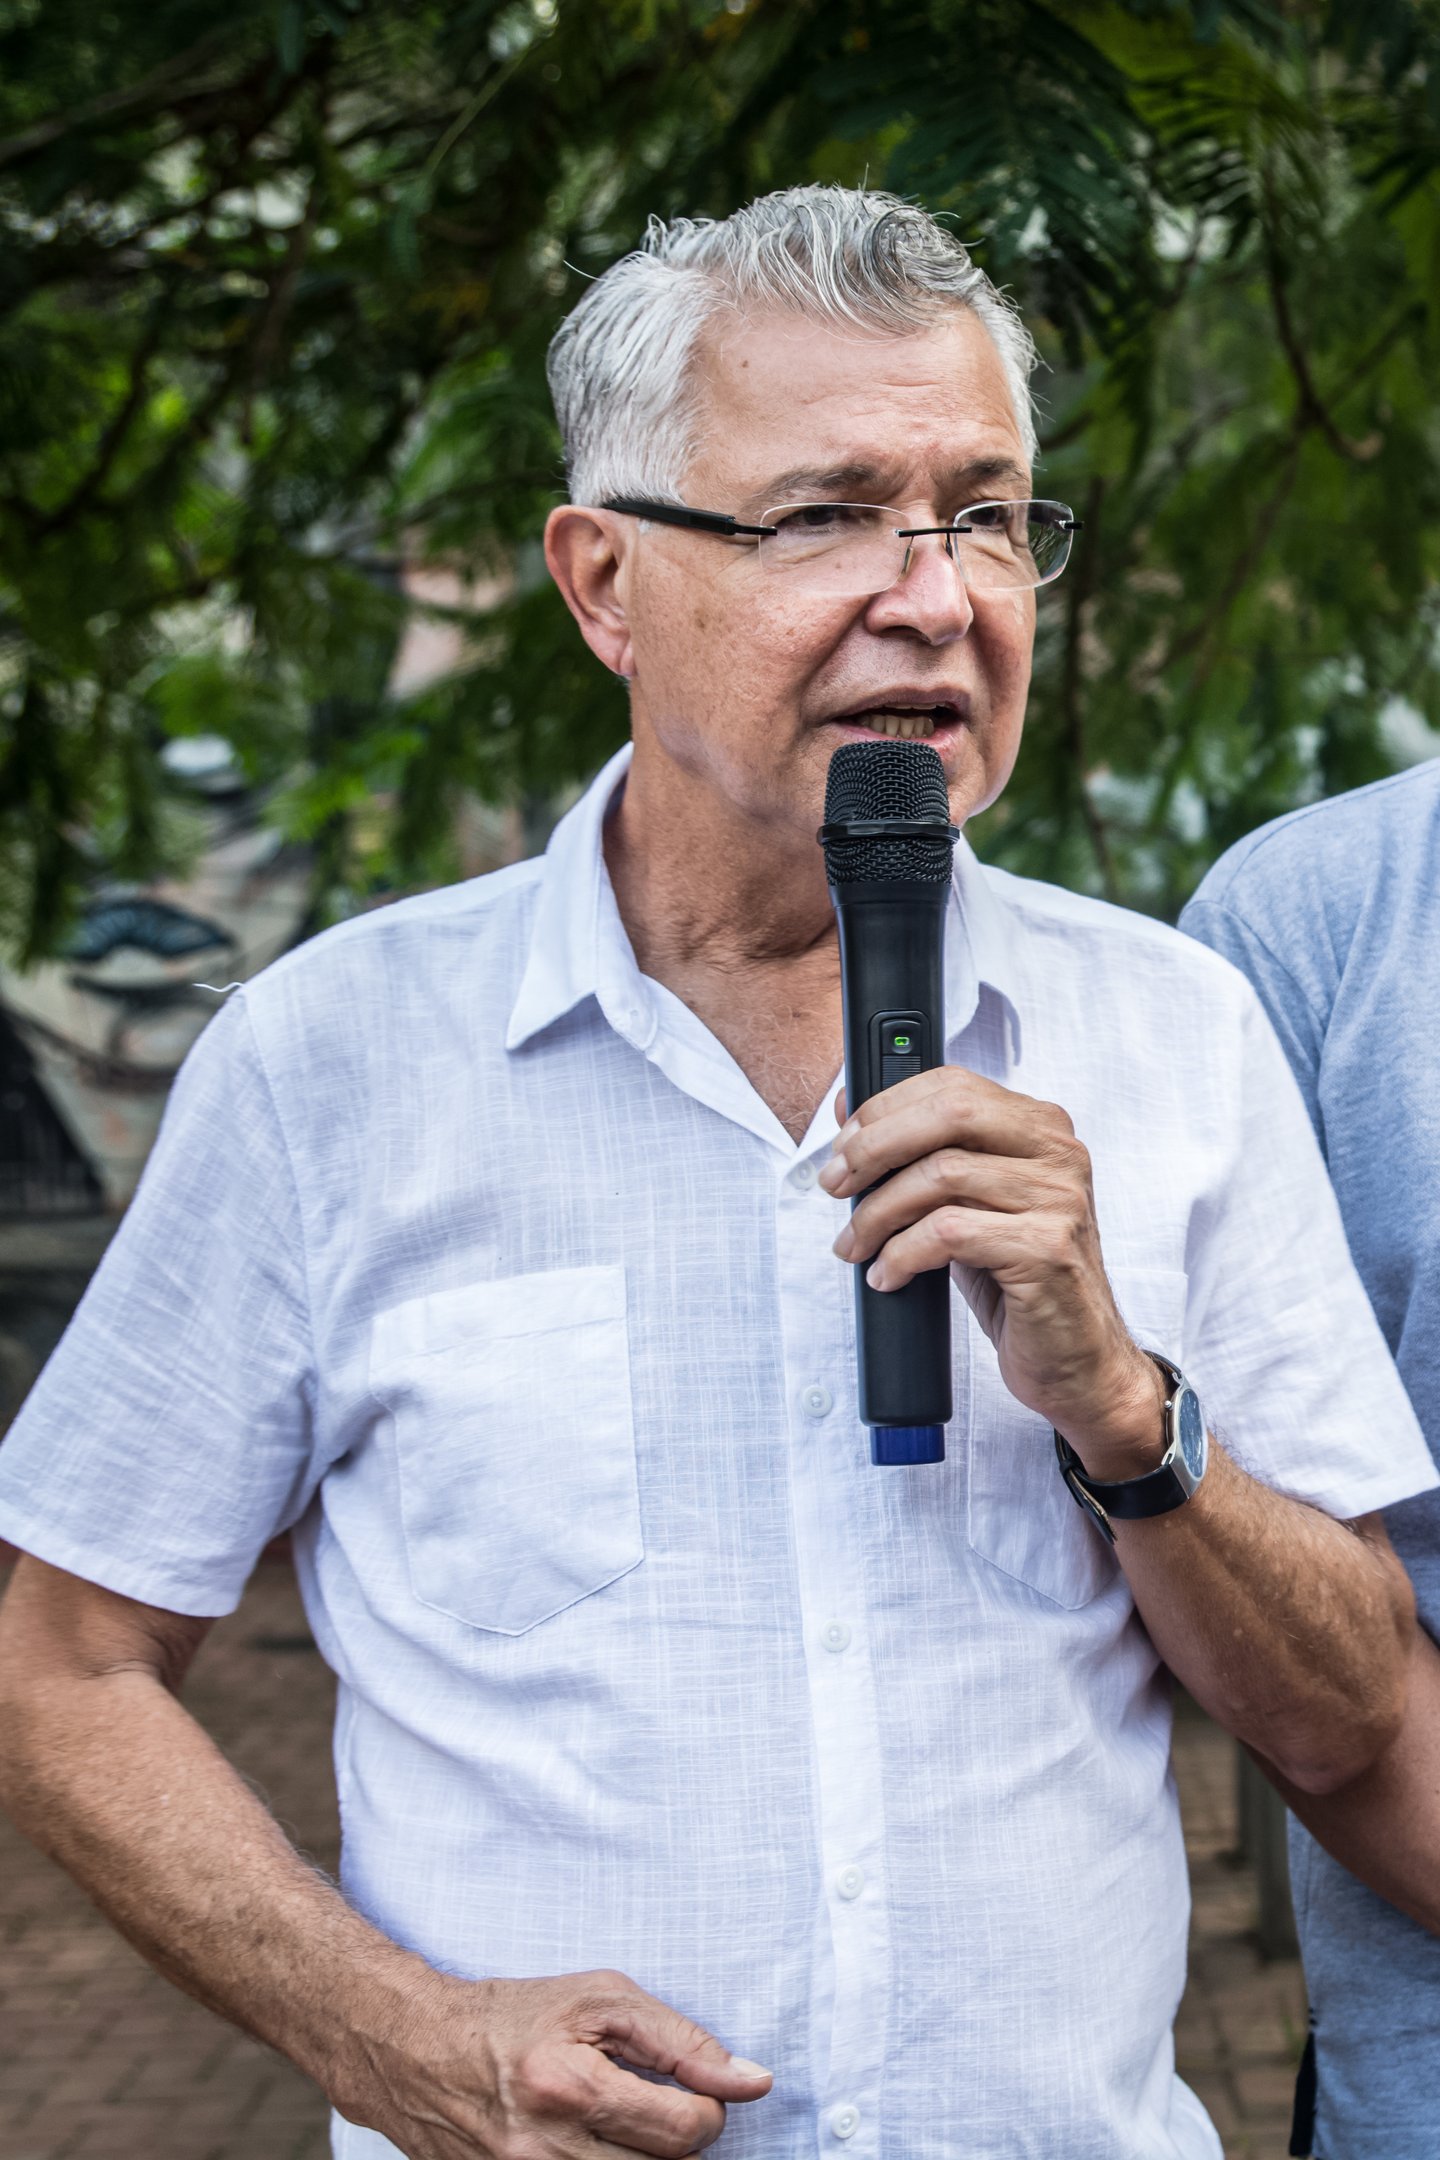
top-left (547, 185), bottom-right (1039, 507)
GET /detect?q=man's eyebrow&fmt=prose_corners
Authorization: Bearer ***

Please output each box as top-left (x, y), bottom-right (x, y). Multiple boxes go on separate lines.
top-left (744, 453), bottom-right (1034, 509)
top-left (958, 455), bottom-right (1033, 495)
top-left (748, 462), bottom-right (887, 505)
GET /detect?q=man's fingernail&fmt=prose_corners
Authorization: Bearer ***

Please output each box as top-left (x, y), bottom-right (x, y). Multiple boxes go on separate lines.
top-left (818, 1158), bottom-right (846, 1192)
top-left (833, 1223), bottom-right (855, 1258)
top-left (728, 2057), bottom-right (771, 2078)
top-left (866, 1262), bottom-right (886, 1290)
top-left (839, 1117), bottom-right (860, 1145)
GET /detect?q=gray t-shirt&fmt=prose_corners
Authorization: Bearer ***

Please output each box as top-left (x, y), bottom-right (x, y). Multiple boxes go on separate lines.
top-left (1182, 760), bottom-right (1440, 2160)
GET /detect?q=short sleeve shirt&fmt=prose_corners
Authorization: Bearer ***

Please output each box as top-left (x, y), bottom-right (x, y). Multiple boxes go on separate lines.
top-left (2, 746), bottom-right (1433, 2160)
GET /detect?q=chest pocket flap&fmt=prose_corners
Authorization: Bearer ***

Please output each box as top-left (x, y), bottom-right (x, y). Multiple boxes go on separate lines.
top-left (368, 1264), bottom-right (643, 1636)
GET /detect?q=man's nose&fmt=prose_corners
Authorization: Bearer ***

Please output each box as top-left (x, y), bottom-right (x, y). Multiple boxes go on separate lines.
top-left (865, 530), bottom-right (975, 644)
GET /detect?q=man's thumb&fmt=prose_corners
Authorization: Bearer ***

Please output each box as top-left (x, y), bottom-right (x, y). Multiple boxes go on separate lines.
top-left (722, 2056), bottom-right (774, 2089)
top-left (605, 1992), bottom-right (773, 2097)
top-left (671, 2036), bottom-right (774, 2101)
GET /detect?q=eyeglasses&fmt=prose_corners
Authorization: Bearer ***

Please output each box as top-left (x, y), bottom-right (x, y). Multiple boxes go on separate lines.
top-left (603, 496), bottom-right (1082, 598)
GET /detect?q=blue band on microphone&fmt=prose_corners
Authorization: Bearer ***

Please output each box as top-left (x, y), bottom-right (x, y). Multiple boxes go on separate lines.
top-left (870, 1424), bottom-right (946, 1466)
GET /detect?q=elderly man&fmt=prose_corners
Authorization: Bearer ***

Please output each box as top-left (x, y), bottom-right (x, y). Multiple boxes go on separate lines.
top-left (0, 188), bottom-right (1433, 2160)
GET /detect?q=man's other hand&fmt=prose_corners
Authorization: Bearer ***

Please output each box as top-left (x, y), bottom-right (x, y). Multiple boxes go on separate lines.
top-left (822, 1067), bottom-right (1166, 1481)
top-left (0, 1561), bottom-right (771, 2160)
top-left (338, 1965), bottom-right (773, 2159)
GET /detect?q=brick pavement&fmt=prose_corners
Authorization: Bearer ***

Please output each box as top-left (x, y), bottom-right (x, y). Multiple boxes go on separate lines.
top-left (1, 1556), bottom-right (1308, 2159)
top-left (0, 1557), bottom-right (336, 2160)
top-left (1173, 1694), bottom-right (1310, 2160)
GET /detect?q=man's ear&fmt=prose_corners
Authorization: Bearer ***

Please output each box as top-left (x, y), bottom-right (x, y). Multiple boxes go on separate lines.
top-left (545, 506), bottom-right (635, 678)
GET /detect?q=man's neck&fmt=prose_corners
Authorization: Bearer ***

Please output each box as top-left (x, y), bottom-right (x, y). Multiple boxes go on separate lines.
top-left (604, 753), bottom-right (845, 1142)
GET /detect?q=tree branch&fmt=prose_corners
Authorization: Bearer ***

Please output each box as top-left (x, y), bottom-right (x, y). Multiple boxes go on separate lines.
top-left (0, 30), bottom-right (240, 169)
top-left (1326, 300), bottom-right (1425, 408)
top-left (1264, 237), bottom-right (1380, 463)
top-left (239, 178), bottom-right (325, 444)
top-left (1155, 440), bottom-right (1303, 689)
top-left (33, 288), bottom-right (180, 538)
top-left (1058, 476), bottom-right (1117, 897)
top-left (0, 46), bottom-right (323, 339)
top-left (1143, 301), bottom-right (1419, 692)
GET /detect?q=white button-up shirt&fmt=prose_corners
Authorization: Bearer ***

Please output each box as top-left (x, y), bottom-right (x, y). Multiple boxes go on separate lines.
top-left (2, 746), bottom-right (1432, 2160)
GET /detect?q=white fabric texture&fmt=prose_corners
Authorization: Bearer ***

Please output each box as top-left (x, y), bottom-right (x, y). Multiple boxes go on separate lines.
top-left (1, 743), bottom-right (1432, 2160)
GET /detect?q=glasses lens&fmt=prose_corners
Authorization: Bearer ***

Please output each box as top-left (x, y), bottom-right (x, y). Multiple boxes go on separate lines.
top-left (755, 498), bottom-right (1076, 595)
top-left (953, 500), bottom-right (1072, 589)
top-left (758, 504), bottom-right (903, 595)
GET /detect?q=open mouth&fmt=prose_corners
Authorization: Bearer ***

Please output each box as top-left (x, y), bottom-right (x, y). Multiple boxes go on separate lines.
top-left (829, 701), bottom-right (964, 741)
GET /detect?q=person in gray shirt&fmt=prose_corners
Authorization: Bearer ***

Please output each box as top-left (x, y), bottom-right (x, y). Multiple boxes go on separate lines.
top-left (1182, 759), bottom-right (1440, 2160)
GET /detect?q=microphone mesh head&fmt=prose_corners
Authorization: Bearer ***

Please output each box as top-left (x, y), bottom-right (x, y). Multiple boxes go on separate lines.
top-left (822, 741), bottom-right (955, 885)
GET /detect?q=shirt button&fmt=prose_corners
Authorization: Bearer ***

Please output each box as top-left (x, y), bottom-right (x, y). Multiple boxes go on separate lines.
top-left (821, 1621), bottom-right (851, 1653)
top-left (830, 2104), bottom-right (861, 2140)
top-left (801, 1382), bottom-right (833, 1420)
top-left (790, 1160), bottom-right (817, 1190)
top-left (834, 1864), bottom-right (864, 1900)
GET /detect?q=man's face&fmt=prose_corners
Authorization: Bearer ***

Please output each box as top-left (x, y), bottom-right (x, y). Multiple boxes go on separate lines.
top-left (616, 307), bottom-right (1036, 837)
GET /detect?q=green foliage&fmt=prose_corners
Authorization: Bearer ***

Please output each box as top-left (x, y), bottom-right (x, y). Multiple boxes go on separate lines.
top-left (0, 0), bottom-right (742, 955)
top-left (2, 0), bottom-right (1439, 955)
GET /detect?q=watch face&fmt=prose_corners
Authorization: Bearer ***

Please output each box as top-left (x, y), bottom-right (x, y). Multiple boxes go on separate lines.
top-left (1176, 1384), bottom-right (1207, 1480)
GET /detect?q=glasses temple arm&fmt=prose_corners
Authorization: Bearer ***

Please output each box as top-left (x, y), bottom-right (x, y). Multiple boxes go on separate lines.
top-left (603, 498), bottom-right (775, 538)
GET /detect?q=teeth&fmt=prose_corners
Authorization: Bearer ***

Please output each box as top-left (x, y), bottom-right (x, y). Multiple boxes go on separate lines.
top-left (858, 707), bottom-right (939, 739)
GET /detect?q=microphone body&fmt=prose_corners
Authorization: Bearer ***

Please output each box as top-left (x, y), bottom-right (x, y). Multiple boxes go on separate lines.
top-left (821, 743), bottom-right (957, 1467)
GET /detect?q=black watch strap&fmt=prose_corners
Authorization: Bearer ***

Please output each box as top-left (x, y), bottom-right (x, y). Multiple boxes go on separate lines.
top-left (1054, 1355), bottom-right (1206, 1545)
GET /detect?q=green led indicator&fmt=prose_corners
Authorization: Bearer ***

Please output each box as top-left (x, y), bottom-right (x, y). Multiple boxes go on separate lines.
top-left (892, 1032), bottom-right (912, 1051)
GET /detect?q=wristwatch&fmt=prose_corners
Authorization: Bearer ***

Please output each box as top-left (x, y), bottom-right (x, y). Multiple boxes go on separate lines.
top-left (1054, 1354), bottom-right (1208, 1545)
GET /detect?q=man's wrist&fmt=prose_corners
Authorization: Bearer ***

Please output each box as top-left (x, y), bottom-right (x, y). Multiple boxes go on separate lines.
top-left (1058, 1349), bottom-right (1170, 1485)
top-left (294, 1930), bottom-right (447, 2109)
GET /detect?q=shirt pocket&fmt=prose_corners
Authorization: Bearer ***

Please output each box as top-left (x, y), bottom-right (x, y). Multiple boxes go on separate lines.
top-left (964, 1264), bottom-right (1189, 1610)
top-left (367, 1264), bottom-right (643, 1635)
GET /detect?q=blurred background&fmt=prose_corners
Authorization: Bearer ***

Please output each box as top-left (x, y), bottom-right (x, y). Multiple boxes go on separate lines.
top-left (4, 0), bottom-right (1440, 1247)
top-left (3, 6), bottom-right (1435, 2151)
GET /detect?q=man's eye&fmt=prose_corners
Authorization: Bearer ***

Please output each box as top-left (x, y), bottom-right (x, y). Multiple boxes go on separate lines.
top-left (774, 504), bottom-right (861, 533)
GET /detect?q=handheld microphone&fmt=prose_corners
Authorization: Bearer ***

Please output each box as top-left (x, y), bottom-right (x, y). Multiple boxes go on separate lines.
top-left (820, 741), bottom-right (958, 1466)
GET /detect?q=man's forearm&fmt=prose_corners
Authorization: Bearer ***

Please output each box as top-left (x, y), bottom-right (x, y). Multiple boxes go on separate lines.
top-left (1262, 1626), bottom-right (1440, 1936)
top-left (0, 1561), bottom-right (772, 2159)
top-left (1113, 1438), bottom-right (1415, 1794)
top-left (0, 1584), bottom-right (424, 2113)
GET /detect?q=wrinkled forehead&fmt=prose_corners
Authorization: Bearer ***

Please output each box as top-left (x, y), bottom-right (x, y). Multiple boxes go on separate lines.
top-left (684, 305), bottom-right (1031, 512)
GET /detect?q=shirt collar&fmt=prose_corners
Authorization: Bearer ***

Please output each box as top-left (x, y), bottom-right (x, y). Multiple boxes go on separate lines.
top-left (506, 741), bottom-right (1023, 1060)
top-left (505, 744), bottom-right (648, 1052)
